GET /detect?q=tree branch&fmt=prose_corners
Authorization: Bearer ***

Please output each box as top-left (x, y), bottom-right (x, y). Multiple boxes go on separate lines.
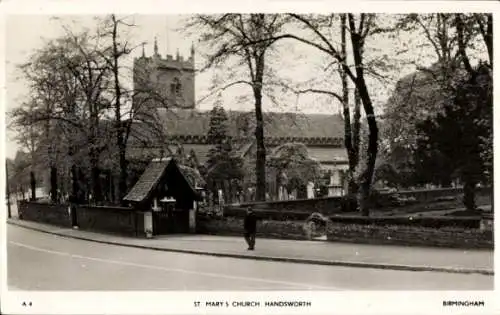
top-left (197, 80), bottom-right (254, 105)
top-left (455, 14), bottom-right (474, 76)
top-left (416, 16), bottom-right (443, 62)
top-left (294, 88), bottom-right (343, 104)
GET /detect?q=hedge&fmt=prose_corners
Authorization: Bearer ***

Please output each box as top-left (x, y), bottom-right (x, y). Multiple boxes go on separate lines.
top-left (328, 215), bottom-right (481, 229)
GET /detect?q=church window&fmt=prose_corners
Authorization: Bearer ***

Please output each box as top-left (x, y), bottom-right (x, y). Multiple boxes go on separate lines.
top-left (171, 78), bottom-right (182, 97)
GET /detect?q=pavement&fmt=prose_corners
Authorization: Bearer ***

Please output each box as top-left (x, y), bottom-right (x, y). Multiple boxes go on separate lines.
top-left (7, 218), bottom-right (494, 276)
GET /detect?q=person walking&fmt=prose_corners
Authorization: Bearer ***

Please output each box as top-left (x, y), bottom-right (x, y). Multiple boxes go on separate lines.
top-left (244, 207), bottom-right (258, 250)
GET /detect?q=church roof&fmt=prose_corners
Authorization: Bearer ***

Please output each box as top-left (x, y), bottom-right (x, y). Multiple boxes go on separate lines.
top-left (155, 108), bottom-right (344, 139)
top-left (125, 108), bottom-right (347, 165)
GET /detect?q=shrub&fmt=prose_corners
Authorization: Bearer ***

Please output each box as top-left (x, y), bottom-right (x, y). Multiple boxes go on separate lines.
top-left (305, 212), bottom-right (329, 226)
top-left (303, 212), bottom-right (329, 240)
top-left (197, 205), bottom-right (223, 218)
top-left (340, 194), bottom-right (358, 212)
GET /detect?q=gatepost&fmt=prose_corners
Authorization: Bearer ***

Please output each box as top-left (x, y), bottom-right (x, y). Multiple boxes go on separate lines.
top-left (189, 200), bottom-right (197, 233)
top-left (144, 211), bottom-right (153, 238)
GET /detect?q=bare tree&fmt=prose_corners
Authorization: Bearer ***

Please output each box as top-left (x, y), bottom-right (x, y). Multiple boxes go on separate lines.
top-left (96, 14), bottom-right (137, 201)
top-left (99, 16), bottom-right (176, 201)
top-left (10, 16), bottom-right (174, 204)
top-left (261, 13), bottom-right (381, 215)
top-left (11, 31), bottom-right (113, 203)
top-left (187, 14), bottom-right (287, 201)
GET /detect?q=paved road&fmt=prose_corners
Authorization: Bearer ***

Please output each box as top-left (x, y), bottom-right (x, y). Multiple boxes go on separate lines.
top-left (7, 225), bottom-right (493, 291)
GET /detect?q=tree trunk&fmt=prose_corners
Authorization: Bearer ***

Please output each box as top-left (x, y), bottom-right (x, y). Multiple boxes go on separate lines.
top-left (348, 14), bottom-right (379, 216)
top-left (50, 166), bottom-right (58, 203)
top-left (340, 13), bottom-right (358, 197)
top-left (485, 14), bottom-right (493, 66)
top-left (254, 97), bottom-right (266, 201)
top-left (110, 173), bottom-right (116, 204)
top-left (463, 179), bottom-right (476, 211)
top-left (253, 51), bottom-right (267, 202)
top-left (71, 164), bottom-right (79, 202)
top-left (30, 171), bottom-right (36, 201)
top-left (353, 89), bottom-right (361, 166)
top-left (20, 186), bottom-right (26, 201)
top-left (357, 85), bottom-right (378, 217)
top-left (350, 89), bottom-right (362, 196)
top-left (90, 156), bottom-right (102, 204)
top-left (6, 163), bottom-right (11, 218)
top-left (111, 15), bottom-right (128, 203)
top-left (118, 144), bottom-right (127, 202)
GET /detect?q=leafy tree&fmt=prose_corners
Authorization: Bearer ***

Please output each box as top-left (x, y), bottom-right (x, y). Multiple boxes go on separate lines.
top-left (206, 96), bottom-right (230, 151)
top-left (267, 143), bottom-right (321, 196)
top-left (205, 99), bottom-right (244, 195)
top-left (6, 151), bottom-right (33, 199)
top-left (10, 29), bottom-right (114, 203)
top-left (383, 13), bottom-right (492, 209)
top-left (415, 63), bottom-right (491, 209)
top-left (386, 13), bottom-right (489, 145)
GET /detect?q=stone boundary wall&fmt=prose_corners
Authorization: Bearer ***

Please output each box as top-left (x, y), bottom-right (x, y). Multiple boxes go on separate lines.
top-left (197, 216), bottom-right (493, 249)
top-left (19, 201), bottom-right (493, 248)
top-left (326, 223), bottom-right (493, 249)
top-left (196, 217), bottom-right (308, 240)
top-left (225, 196), bottom-right (344, 217)
top-left (386, 186), bottom-right (492, 203)
top-left (18, 201), bottom-right (146, 237)
top-left (17, 201), bottom-right (71, 227)
top-left (328, 215), bottom-right (481, 229)
top-left (76, 205), bottom-right (143, 237)
top-left (226, 186), bottom-right (493, 216)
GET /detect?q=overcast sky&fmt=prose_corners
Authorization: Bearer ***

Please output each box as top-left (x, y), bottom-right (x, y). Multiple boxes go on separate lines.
top-left (2, 5), bottom-right (493, 159)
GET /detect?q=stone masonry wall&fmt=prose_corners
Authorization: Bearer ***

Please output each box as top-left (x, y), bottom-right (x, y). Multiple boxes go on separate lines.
top-left (197, 216), bottom-right (493, 249)
top-left (326, 223), bottom-right (493, 249)
top-left (18, 201), bottom-right (71, 227)
top-left (197, 217), bottom-right (308, 240)
top-left (18, 202), bottom-right (145, 237)
top-left (76, 206), bottom-right (141, 237)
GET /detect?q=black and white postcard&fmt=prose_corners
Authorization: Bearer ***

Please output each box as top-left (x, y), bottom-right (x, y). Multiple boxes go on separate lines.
top-left (1, 1), bottom-right (497, 314)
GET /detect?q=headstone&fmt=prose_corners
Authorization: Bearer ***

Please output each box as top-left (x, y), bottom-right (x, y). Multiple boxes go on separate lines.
top-left (329, 170), bottom-right (343, 197)
top-left (330, 170), bottom-right (341, 186)
top-left (278, 186), bottom-right (284, 200)
top-left (307, 182), bottom-right (315, 199)
top-left (218, 189), bottom-right (224, 214)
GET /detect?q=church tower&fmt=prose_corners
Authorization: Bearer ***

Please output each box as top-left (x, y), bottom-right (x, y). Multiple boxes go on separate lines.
top-left (133, 39), bottom-right (196, 109)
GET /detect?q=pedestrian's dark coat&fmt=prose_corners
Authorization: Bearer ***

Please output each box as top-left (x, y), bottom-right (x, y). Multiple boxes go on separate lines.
top-left (244, 212), bottom-right (257, 233)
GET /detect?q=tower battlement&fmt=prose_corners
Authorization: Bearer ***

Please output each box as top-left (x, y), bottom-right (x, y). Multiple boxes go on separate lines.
top-left (133, 38), bottom-right (196, 109)
top-left (134, 38), bottom-right (195, 71)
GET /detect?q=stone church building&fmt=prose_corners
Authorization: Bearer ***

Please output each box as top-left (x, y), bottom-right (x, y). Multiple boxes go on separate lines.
top-left (128, 40), bottom-right (348, 200)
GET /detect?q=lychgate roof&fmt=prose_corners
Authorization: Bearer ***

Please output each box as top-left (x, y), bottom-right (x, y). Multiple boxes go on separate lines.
top-left (123, 158), bottom-right (202, 203)
top-left (123, 158), bottom-right (172, 203)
